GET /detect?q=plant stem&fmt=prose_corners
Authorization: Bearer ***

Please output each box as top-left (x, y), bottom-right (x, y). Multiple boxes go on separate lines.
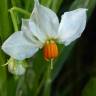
top-left (9, 10), bottom-right (18, 32)
top-left (35, 76), bottom-right (45, 96)
top-left (51, 59), bottom-right (53, 70)
top-left (9, 6), bottom-right (31, 32)
top-left (51, 0), bottom-right (63, 13)
top-left (43, 61), bottom-right (52, 96)
top-left (11, 7), bottom-right (31, 17)
top-left (11, 0), bottom-right (16, 6)
top-left (47, 0), bottom-right (52, 7)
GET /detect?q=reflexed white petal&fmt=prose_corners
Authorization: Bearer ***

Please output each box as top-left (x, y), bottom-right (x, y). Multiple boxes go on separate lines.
top-left (30, 0), bottom-right (59, 38)
top-left (58, 8), bottom-right (87, 46)
top-left (21, 19), bottom-right (43, 47)
top-left (2, 31), bottom-right (39, 60)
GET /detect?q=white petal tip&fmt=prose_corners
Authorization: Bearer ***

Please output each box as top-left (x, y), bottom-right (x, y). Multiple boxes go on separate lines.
top-left (1, 42), bottom-right (7, 54)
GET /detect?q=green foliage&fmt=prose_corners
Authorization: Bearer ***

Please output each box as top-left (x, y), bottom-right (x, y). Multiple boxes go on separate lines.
top-left (0, 0), bottom-right (13, 42)
top-left (82, 77), bottom-right (96, 96)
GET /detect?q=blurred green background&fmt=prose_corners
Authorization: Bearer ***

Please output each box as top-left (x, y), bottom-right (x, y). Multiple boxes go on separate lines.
top-left (0, 0), bottom-right (96, 96)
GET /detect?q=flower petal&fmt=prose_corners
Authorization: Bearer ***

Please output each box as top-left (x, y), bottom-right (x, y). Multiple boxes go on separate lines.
top-left (21, 19), bottom-right (43, 47)
top-left (30, 0), bottom-right (59, 38)
top-left (29, 20), bottom-right (47, 43)
top-left (2, 31), bottom-right (39, 60)
top-left (58, 8), bottom-right (87, 46)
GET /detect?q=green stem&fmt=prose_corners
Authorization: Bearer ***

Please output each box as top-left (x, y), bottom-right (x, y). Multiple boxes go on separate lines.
top-left (35, 76), bottom-right (45, 96)
top-left (43, 61), bottom-right (52, 96)
top-left (9, 10), bottom-right (18, 32)
top-left (11, 0), bottom-right (16, 6)
top-left (9, 7), bottom-right (31, 32)
top-left (1, 63), bottom-right (8, 67)
top-left (25, 0), bottom-right (32, 11)
top-left (51, 0), bottom-right (63, 13)
top-left (51, 59), bottom-right (53, 70)
top-left (11, 7), bottom-right (31, 17)
top-left (47, 0), bottom-right (52, 7)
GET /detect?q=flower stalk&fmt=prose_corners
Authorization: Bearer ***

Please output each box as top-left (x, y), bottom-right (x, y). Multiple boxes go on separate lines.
top-left (10, 7), bottom-right (31, 17)
top-left (9, 7), bottom-right (31, 32)
top-left (51, 59), bottom-right (54, 70)
top-left (43, 61), bottom-right (52, 96)
top-left (9, 9), bottom-right (18, 32)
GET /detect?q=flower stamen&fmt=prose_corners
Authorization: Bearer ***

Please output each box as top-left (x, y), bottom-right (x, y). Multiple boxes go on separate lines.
top-left (43, 40), bottom-right (58, 60)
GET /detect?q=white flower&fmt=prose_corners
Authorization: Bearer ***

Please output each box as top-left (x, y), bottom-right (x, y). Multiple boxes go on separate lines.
top-left (2, 0), bottom-right (87, 60)
top-left (7, 58), bottom-right (26, 75)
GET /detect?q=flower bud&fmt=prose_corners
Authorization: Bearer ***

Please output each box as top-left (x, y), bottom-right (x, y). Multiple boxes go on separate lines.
top-left (7, 58), bottom-right (27, 75)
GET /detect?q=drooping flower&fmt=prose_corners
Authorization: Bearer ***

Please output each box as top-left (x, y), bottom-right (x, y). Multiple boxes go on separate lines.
top-left (2, 0), bottom-right (87, 61)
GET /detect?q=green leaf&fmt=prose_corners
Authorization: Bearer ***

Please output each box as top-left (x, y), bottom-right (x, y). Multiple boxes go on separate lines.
top-left (0, 0), bottom-right (14, 95)
top-left (82, 77), bottom-right (96, 96)
top-left (51, 0), bottom-right (63, 13)
top-left (0, 50), bottom-right (7, 96)
top-left (0, 0), bottom-right (16, 96)
top-left (23, 0), bottom-right (34, 12)
top-left (0, 0), bottom-right (13, 42)
top-left (41, 0), bottom-right (52, 7)
top-left (70, 0), bottom-right (96, 17)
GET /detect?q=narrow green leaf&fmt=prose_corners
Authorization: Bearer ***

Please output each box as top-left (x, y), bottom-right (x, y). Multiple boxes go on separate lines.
top-left (51, 0), bottom-right (63, 13)
top-left (41, 0), bottom-right (52, 7)
top-left (0, 50), bottom-right (7, 96)
top-left (70, 0), bottom-right (96, 17)
top-left (24, 0), bottom-right (34, 12)
top-left (0, 0), bottom-right (13, 42)
top-left (82, 77), bottom-right (96, 96)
